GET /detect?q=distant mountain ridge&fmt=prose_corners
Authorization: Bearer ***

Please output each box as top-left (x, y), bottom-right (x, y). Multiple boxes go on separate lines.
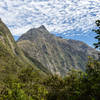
top-left (17, 25), bottom-right (98, 76)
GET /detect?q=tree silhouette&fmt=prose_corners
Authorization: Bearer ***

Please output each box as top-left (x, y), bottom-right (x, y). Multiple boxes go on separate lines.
top-left (93, 20), bottom-right (100, 49)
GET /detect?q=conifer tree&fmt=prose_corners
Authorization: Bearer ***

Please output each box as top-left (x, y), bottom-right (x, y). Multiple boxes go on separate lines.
top-left (93, 20), bottom-right (100, 49)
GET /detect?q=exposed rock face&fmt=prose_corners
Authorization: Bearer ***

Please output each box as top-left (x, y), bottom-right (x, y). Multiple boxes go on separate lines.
top-left (17, 25), bottom-right (98, 76)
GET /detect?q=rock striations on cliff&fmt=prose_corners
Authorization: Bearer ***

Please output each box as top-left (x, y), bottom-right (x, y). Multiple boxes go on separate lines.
top-left (17, 25), bottom-right (98, 76)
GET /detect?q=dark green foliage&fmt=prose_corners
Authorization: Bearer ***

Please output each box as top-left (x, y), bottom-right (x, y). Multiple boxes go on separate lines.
top-left (43, 70), bottom-right (83, 100)
top-left (0, 67), bottom-right (48, 100)
top-left (43, 75), bottom-right (67, 100)
top-left (42, 59), bottom-right (100, 100)
top-left (18, 67), bottom-right (48, 100)
top-left (0, 81), bottom-right (29, 100)
top-left (85, 57), bottom-right (100, 99)
top-left (93, 20), bottom-right (100, 49)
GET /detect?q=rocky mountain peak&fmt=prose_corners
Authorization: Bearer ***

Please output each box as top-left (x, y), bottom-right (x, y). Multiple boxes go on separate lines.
top-left (17, 26), bottom-right (98, 76)
top-left (38, 25), bottom-right (47, 30)
top-left (18, 25), bottom-right (50, 41)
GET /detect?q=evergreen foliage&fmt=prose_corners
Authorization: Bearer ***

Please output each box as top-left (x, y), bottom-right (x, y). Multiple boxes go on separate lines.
top-left (1, 59), bottom-right (100, 100)
top-left (93, 20), bottom-right (100, 49)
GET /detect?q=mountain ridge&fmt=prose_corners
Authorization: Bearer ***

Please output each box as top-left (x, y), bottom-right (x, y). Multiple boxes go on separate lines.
top-left (0, 18), bottom-right (98, 77)
top-left (17, 25), bottom-right (98, 76)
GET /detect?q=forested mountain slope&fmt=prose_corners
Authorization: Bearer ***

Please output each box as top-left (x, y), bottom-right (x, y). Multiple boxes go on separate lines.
top-left (0, 19), bottom-right (47, 82)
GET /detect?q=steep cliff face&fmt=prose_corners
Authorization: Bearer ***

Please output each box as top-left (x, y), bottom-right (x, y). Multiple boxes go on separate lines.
top-left (0, 19), bottom-right (47, 81)
top-left (17, 25), bottom-right (98, 76)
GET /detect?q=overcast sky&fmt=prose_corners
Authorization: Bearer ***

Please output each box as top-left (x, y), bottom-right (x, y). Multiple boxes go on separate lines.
top-left (0, 0), bottom-right (100, 46)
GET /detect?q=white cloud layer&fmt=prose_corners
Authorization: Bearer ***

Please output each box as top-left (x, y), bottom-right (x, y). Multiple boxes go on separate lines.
top-left (0, 0), bottom-right (100, 36)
